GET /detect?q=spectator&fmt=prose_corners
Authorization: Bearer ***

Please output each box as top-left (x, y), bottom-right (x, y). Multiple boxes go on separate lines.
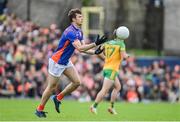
top-left (0, 77), bottom-right (15, 97)
top-left (0, 12), bottom-right (179, 103)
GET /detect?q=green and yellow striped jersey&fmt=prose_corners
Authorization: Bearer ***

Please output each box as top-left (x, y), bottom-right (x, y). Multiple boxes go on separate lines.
top-left (103, 39), bottom-right (126, 72)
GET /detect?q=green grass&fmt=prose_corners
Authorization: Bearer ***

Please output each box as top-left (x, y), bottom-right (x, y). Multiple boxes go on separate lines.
top-left (0, 98), bottom-right (180, 121)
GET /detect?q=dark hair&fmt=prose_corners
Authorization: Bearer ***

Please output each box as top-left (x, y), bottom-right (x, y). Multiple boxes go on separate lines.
top-left (68, 8), bottom-right (82, 22)
top-left (113, 29), bottom-right (117, 38)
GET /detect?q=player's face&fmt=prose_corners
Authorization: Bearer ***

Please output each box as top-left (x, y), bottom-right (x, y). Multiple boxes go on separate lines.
top-left (74, 14), bottom-right (83, 26)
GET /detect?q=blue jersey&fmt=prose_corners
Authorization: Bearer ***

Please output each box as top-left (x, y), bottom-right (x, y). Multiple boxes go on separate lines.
top-left (51, 24), bottom-right (83, 65)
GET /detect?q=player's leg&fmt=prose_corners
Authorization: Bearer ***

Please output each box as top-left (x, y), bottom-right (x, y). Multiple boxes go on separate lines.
top-left (90, 69), bottom-right (118, 114)
top-left (56, 66), bottom-right (81, 99)
top-left (52, 64), bottom-right (81, 113)
top-left (110, 77), bottom-right (121, 105)
top-left (90, 78), bottom-right (113, 114)
top-left (95, 78), bottom-right (113, 103)
top-left (35, 58), bottom-right (64, 117)
top-left (60, 66), bottom-right (81, 95)
top-left (108, 76), bottom-right (121, 114)
top-left (39, 74), bottom-right (59, 107)
top-left (35, 74), bottom-right (59, 117)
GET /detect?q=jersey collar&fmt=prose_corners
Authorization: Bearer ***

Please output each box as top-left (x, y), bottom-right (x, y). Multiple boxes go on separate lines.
top-left (115, 38), bottom-right (124, 42)
top-left (71, 24), bottom-right (80, 31)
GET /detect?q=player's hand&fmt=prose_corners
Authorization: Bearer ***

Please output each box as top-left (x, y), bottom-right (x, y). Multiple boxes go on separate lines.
top-left (95, 35), bottom-right (108, 45)
top-left (94, 46), bottom-right (104, 54)
top-left (124, 54), bottom-right (130, 60)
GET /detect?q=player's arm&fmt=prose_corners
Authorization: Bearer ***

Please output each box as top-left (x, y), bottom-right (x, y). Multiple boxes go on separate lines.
top-left (79, 40), bottom-right (105, 60)
top-left (121, 51), bottom-right (129, 60)
top-left (72, 35), bottom-right (107, 52)
top-left (98, 52), bottom-right (105, 60)
top-left (95, 45), bottom-right (105, 60)
top-left (72, 40), bottom-right (96, 52)
top-left (78, 40), bottom-right (96, 55)
top-left (80, 49), bottom-right (96, 55)
top-left (120, 42), bottom-right (129, 60)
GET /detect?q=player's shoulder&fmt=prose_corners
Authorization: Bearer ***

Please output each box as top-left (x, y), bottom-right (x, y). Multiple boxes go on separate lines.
top-left (115, 39), bottom-right (125, 46)
top-left (64, 25), bottom-right (74, 33)
top-left (105, 40), bottom-right (114, 44)
top-left (63, 26), bottom-right (76, 37)
top-left (106, 39), bottom-right (124, 45)
top-left (65, 25), bottom-right (82, 35)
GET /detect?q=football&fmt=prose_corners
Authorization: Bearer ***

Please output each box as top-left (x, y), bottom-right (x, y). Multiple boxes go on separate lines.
top-left (116, 26), bottom-right (129, 40)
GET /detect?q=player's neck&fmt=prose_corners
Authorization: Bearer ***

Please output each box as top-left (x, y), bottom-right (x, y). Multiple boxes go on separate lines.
top-left (115, 38), bottom-right (124, 41)
top-left (72, 22), bottom-right (81, 29)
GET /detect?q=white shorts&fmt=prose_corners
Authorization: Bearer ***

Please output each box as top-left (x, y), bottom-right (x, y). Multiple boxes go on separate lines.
top-left (48, 58), bottom-right (73, 77)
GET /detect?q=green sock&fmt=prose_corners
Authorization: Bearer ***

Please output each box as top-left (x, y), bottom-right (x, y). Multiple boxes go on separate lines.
top-left (93, 103), bottom-right (98, 108)
top-left (111, 102), bottom-right (114, 108)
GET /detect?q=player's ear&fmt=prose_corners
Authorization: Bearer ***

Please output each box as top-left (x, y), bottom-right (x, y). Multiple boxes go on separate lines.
top-left (72, 17), bottom-right (76, 22)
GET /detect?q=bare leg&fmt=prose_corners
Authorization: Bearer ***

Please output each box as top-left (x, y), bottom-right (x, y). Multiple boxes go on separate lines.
top-left (110, 77), bottom-right (121, 103)
top-left (39, 74), bottom-right (59, 106)
top-left (95, 78), bottom-right (113, 103)
top-left (51, 66), bottom-right (81, 113)
top-left (58, 66), bottom-right (80, 97)
top-left (107, 77), bottom-right (121, 114)
top-left (90, 78), bottom-right (113, 114)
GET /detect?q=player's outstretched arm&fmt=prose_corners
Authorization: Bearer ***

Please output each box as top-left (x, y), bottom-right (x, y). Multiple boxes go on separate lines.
top-left (94, 45), bottom-right (104, 55)
top-left (78, 40), bottom-right (97, 55)
top-left (97, 53), bottom-right (105, 60)
top-left (73, 40), bottom-right (96, 52)
top-left (72, 35), bottom-right (107, 52)
top-left (80, 49), bottom-right (96, 55)
top-left (94, 35), bottom-right (108, 45)
top-left (79, 44), bottom-right (106, 59)
top-left (79, 40), bottom-right (105, 55)
top-left (94, 45), bottom-right (105, 60)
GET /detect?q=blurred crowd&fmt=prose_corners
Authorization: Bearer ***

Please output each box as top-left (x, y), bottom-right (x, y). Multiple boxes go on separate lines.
top-left (0, 12), bottom-right (180, 103)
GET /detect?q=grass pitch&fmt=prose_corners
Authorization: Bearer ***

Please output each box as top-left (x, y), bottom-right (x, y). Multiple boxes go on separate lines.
top-left (0, 98), bottom-right (180, 121)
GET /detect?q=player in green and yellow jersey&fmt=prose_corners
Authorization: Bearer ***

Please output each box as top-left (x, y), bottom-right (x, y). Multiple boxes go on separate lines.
top-left (90, 26), bottom-right (130, 115)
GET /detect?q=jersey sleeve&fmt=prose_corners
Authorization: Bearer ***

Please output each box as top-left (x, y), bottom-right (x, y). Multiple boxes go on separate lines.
top-left (66, 31), bottom-right (77, 43)
top-left (119, 42), bottom-right (126, 51)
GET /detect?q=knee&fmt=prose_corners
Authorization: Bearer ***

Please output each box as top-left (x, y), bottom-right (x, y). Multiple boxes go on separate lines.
top-left (115, 84), bottom-right (121, 91)
top-left (48, 83), bottom-right (57, 90)
top-left (73, 81), bottom-right (81, 87)
top-left (100, 89), bottom-right (108, 95)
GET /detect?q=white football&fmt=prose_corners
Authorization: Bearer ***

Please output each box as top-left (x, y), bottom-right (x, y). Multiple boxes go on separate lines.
top-left (116, 26), bottom-right (129, 40)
